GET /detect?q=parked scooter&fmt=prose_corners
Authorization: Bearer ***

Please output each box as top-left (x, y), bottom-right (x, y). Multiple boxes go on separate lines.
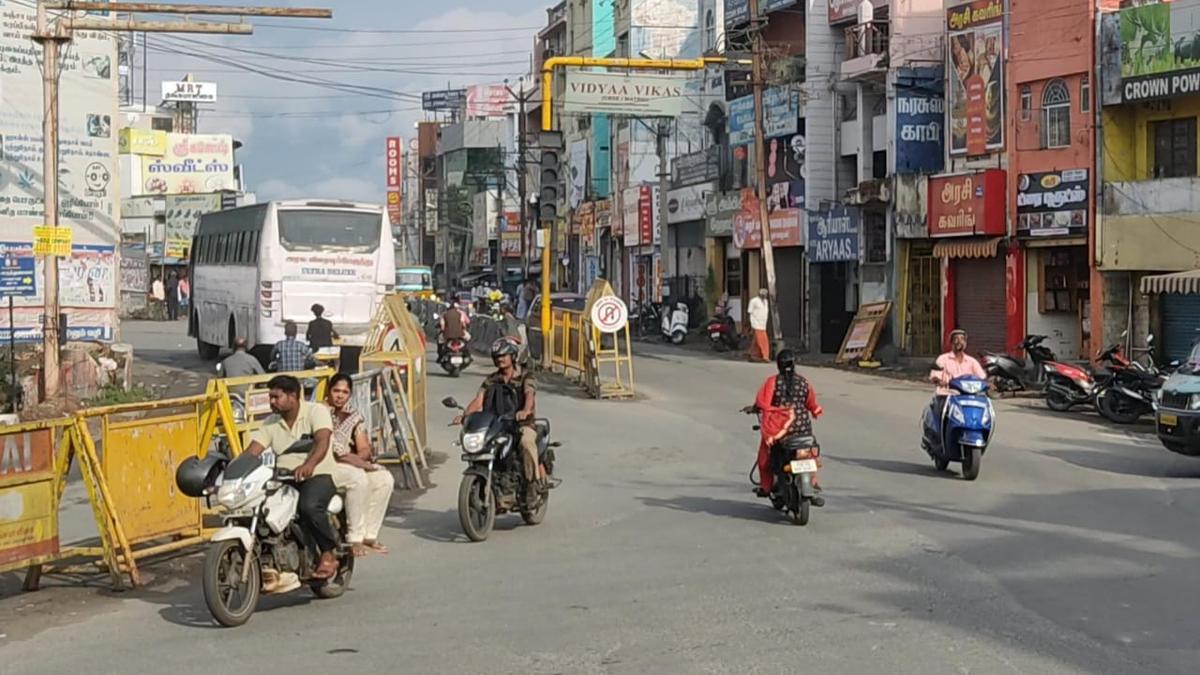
top-left (1043, 342), bottom-right (1132, 412)
top-left (982, 334), bottom-right (1057, 396)
top-left (661, 301), bottom-right (689, 345)
top-left (705, 302), bottom-right (739, 351)
top-left (921, 375), bottom-right (995, 480)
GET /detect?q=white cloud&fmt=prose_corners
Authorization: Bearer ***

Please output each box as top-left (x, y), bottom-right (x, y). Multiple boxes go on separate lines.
top-left (257, 175), bottom-right (378, 203)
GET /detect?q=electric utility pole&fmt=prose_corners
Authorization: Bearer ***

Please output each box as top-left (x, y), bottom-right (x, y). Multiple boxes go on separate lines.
top-left (747, 0), bottom-right (784, 353)
top-left (505, 79), bottom-right (536, 281)
top-left (35, 1), bottom-right (330, 400)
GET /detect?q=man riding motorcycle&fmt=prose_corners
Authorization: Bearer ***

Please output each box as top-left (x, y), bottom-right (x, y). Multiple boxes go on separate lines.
top-left (453, 338), bottom-right (544, 504)
top-left (749, 349), bottom-right (825, 507)
top-left (437, 296), bottom-right (471, 358)
top-left (929, 328), bottom-right (987, 419)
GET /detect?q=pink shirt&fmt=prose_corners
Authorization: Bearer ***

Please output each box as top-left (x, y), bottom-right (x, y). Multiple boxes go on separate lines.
top-left (931, 352), bottom-right (987, 396)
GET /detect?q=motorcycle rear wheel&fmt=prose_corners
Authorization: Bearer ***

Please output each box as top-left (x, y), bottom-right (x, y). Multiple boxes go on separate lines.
top-left (311, 554), bottom-right (354, 599)
top-left (791, 500), bottom-right (810, 526)
top-left (202, 540), bottom-right (260, 628)
top-left (458, 474), bottom-right (495, 542)
top-left (521, 490), bottom-right (549, 526)
top-left (1045, 388), bottom-right (1074, 412)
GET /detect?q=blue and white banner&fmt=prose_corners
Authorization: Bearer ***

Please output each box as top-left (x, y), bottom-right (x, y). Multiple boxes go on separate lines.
top-left (728, 88), bottom-right (800, 146)
top-left (894, 67), bottom-right (945, 174)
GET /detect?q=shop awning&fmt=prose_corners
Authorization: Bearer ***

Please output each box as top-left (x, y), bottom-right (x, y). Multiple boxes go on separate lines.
top-left (931, 237), bottom-right (1003, 259)
top-left (1141, 270), bottom-right (1200, 295)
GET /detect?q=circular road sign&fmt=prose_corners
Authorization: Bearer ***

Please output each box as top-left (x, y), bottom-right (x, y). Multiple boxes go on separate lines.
top-left (590, 295), bottom-right (629, 334)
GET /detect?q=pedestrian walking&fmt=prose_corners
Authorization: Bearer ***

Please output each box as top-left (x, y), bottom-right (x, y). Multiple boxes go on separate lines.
top-left (747, 288), bottom-right (771, 363)
top-left (165, 271), bottom-right (180, 321)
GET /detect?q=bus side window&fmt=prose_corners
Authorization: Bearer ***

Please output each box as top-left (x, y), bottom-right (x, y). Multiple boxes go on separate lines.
top-left (249, 231), bottom-right (259, 263)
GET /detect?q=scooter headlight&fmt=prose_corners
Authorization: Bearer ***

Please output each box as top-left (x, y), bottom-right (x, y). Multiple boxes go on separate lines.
top-left (461, 431), bottom-right (487, 454)
top-left (949, 405), bottom-right (966, 425)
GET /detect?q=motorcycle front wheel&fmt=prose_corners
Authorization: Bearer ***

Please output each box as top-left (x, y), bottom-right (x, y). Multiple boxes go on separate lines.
top-left (1098, 390), bottom-right (1144, 425)
top-left (458, 473), bottom-right (495, 542)
top-left (961, 446), bottom-right (982, 481)
top-left (202, 540), bottom-right (261, 628)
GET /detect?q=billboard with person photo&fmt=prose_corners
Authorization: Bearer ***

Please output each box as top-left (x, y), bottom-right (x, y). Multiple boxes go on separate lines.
top-left (947, 0), bottom-right (1005, 156)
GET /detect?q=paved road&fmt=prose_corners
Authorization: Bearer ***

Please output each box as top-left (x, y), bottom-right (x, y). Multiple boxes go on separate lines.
top-left (4, 324), bottom-right (1199, 673)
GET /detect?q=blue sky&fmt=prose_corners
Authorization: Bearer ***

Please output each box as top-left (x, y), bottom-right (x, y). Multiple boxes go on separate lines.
top-left (149, 0), bottom-right (550, 203)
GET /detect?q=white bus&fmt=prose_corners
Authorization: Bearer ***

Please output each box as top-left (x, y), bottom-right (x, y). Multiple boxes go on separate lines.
top-left (188, 199), bottom-right (395, 361)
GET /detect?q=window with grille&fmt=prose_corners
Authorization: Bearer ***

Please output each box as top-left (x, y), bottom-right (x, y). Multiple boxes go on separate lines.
top-left (1153, 117), bottom-right (1198, 178)
top-left (1041, 79), bottom-right (1071, 149)
top-left (1080, 74), bottom-right (1091, 113)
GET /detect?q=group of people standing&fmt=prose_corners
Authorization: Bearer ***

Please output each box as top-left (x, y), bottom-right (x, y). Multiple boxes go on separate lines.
top-left (151, 269), bottom-right (190, 321)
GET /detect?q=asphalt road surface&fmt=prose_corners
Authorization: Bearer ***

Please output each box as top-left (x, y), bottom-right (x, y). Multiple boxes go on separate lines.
top-left (4, 324), bottom-right (1199, 674)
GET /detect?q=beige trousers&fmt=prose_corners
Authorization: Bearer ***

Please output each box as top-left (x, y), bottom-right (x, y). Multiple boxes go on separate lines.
top-left (331, 462), bottom-right (396, 543)
top-left (518, 426), bottom-right (539, 481)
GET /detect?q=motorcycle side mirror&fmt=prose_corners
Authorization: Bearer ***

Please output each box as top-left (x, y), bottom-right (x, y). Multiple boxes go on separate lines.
top-left (441, 396), bottom-right (461, 409)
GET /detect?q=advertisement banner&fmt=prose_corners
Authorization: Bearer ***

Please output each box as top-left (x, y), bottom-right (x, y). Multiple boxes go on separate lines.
top-left (466, 84), bottom-right (510, 118)
top-left (725, 0), bottom-right (750, 27)
top-left (563, 72), bottom-right (685, 118)
top-left (894, 174), bottom-right (929, 239)
top-left (0, 255), bottom-right (36, 298)
top-left (733, 189), bottom-right (802, 249)
top-left (119, 237), bottom-right (148, 294)
top-left (666, 185), bottom-right (708, 224)
top-left (568, 139), bottom-right (588, 210)
top-left (728, 88), bottom-right (800, 146)
top-left (164, 193), bottom-right (221, 260)
top-left (1116, 0), bottom-right (1200, 102)
top-left (118, 128), bottom-right (167, 156)
top-left (422, 89), bottom-right (466, 112)
top-left (706, 191), bottom-right (742, 237)
top-left (141, 134), bottom-right (235, 194)
top-left (829, 0), bottom-right (859, 24)
top-left (927, 170), bottom-right (1007, 238)
top-left (386, 137), bottom-right (401, 188)
top-left (947, 0), bottom-right (1005, 156)
top-left (807, 204), bottom-right (860, 262)
top-left (639, 186), bottom-right (654, 246)
top-left (895, 68), bottom-right (945, 174)
top-left (1016, 169), bottom-right (1089, 238)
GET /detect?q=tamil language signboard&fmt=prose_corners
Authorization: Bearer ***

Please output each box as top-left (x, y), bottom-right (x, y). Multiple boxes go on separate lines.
top-left (895, 67), bottom-right (945, 174)
top-left (1016, 169), bottom-right (1088, 238)
top-left (140, 134), bottom-right (235, 195)
top-left (562, 72), bottom-right (686, 117)
top-left (807, 204), bottom-right (860, 263)
top-left (161, 80), bottom-right (217, 104)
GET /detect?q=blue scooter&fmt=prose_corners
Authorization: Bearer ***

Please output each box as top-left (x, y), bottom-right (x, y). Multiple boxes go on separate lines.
top-left (921, 375), bottom-right (995, 480)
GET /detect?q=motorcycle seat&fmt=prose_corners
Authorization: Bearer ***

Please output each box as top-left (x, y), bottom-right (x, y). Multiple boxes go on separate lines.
top-left (778, 435), bottom-right (817, 451)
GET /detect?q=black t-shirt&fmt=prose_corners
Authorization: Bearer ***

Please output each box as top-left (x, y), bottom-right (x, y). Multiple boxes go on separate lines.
top-left (480, 367), bottom-right (536, 423)
top-left (307, 317), bottom-right (335, 349)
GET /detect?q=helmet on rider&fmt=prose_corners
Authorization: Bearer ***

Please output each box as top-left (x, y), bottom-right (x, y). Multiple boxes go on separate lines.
top-left (490, 337), bottom-right (520, 367)
top-left (776, 349), bottom-right (797, 376)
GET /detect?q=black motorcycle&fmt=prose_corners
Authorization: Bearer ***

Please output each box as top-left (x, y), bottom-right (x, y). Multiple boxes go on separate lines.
top-left (442, 396), bottom-right (560, 542)
top-left (744, 407), bottom-right (822, 526)
top-left (631, 301), bottom-right (662, 339)
top-left (983, 334), bottom-right (1057, 396)
top-left (1095, 336), bottom-right (1172, 424)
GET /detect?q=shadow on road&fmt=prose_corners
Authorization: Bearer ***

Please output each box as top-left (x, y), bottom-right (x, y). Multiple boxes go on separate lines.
top-left (834, 455), bottom-right (961, 479)
top-left (637, 494), bottom-right (786, 524)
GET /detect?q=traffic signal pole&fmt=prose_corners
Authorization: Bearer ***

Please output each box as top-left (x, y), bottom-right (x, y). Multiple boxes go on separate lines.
top-left (537, 55), bottom-right (746, 365)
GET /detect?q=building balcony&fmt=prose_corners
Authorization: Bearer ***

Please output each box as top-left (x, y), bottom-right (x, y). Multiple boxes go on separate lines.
top-left (841, 21), bottom-right (888, 81)
top-left (1099, 177), bottom-right (1200, 271)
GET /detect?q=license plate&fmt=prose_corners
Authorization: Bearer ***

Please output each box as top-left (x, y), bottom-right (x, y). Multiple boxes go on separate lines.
top-left (790, 459), bottom-right (818, 474)
top-left (1160, 413), bottom-right (1178, 426)
top-left (710, 332), bottom-right (721, 339)
top-left (450, 356), bottom-right (463, 364)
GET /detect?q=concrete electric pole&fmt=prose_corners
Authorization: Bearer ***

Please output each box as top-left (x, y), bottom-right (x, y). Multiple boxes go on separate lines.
top-left (747, 0), bottom-right (784, 354)
top-left (34, 1), bottom-right (330, 399)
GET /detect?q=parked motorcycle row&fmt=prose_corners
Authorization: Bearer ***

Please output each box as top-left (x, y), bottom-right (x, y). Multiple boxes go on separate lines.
top-left (631, 299), bottom-right (748, 353)
top-left (983, 332), bottom-right (1178, 427)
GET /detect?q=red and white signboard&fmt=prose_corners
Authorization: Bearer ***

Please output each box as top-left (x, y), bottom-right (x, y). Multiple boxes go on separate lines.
top-left (386, 137), bottom-right (402, 188)
top-left (590, 295), bottom-right (629, 334)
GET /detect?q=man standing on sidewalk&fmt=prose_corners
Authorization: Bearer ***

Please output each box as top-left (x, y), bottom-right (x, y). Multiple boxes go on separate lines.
top-left (747, 288), bottom-right (771, 362)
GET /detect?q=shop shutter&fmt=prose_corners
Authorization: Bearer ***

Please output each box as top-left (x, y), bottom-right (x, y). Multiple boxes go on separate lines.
top-left (775, 248), bottom-right (804, 340)
top-left (1161, 293), bottom-right (1200, 363)
top-left (954, 256), bottom-right (1007, 356)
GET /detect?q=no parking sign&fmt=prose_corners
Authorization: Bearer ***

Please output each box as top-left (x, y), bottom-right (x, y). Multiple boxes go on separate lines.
top-left (590, 296), bottom-right (628, 334)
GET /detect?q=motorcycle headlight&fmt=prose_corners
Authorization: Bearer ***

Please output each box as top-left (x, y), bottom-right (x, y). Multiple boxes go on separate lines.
top-left (461, 431), bottom-right (487, 454)
top-left (217, 480), bottom-right (253, 509)
top-left (1189, 394), bottom-right (1200, 411)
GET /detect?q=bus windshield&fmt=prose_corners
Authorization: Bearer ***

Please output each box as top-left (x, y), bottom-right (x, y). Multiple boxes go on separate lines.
top-left (277, 209), bottom-right (381, 252)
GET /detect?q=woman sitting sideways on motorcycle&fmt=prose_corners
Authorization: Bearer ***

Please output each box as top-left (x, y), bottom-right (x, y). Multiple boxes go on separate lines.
top-left (325, 373), bottom-right (395, 557)
top-left (747, 349), bottom-right (825, 505)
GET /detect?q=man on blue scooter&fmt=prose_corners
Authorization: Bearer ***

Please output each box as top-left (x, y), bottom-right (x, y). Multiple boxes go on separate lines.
top-left (929, 328), bottom-right (988, 420)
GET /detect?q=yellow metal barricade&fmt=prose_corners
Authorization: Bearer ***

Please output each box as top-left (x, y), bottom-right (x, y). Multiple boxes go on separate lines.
top-left (0, 420), bottom-right (69, 584)
top-left (548, 308), bottom-right (588, 379)
top-left (361, 293), bottom-right (428, 459)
